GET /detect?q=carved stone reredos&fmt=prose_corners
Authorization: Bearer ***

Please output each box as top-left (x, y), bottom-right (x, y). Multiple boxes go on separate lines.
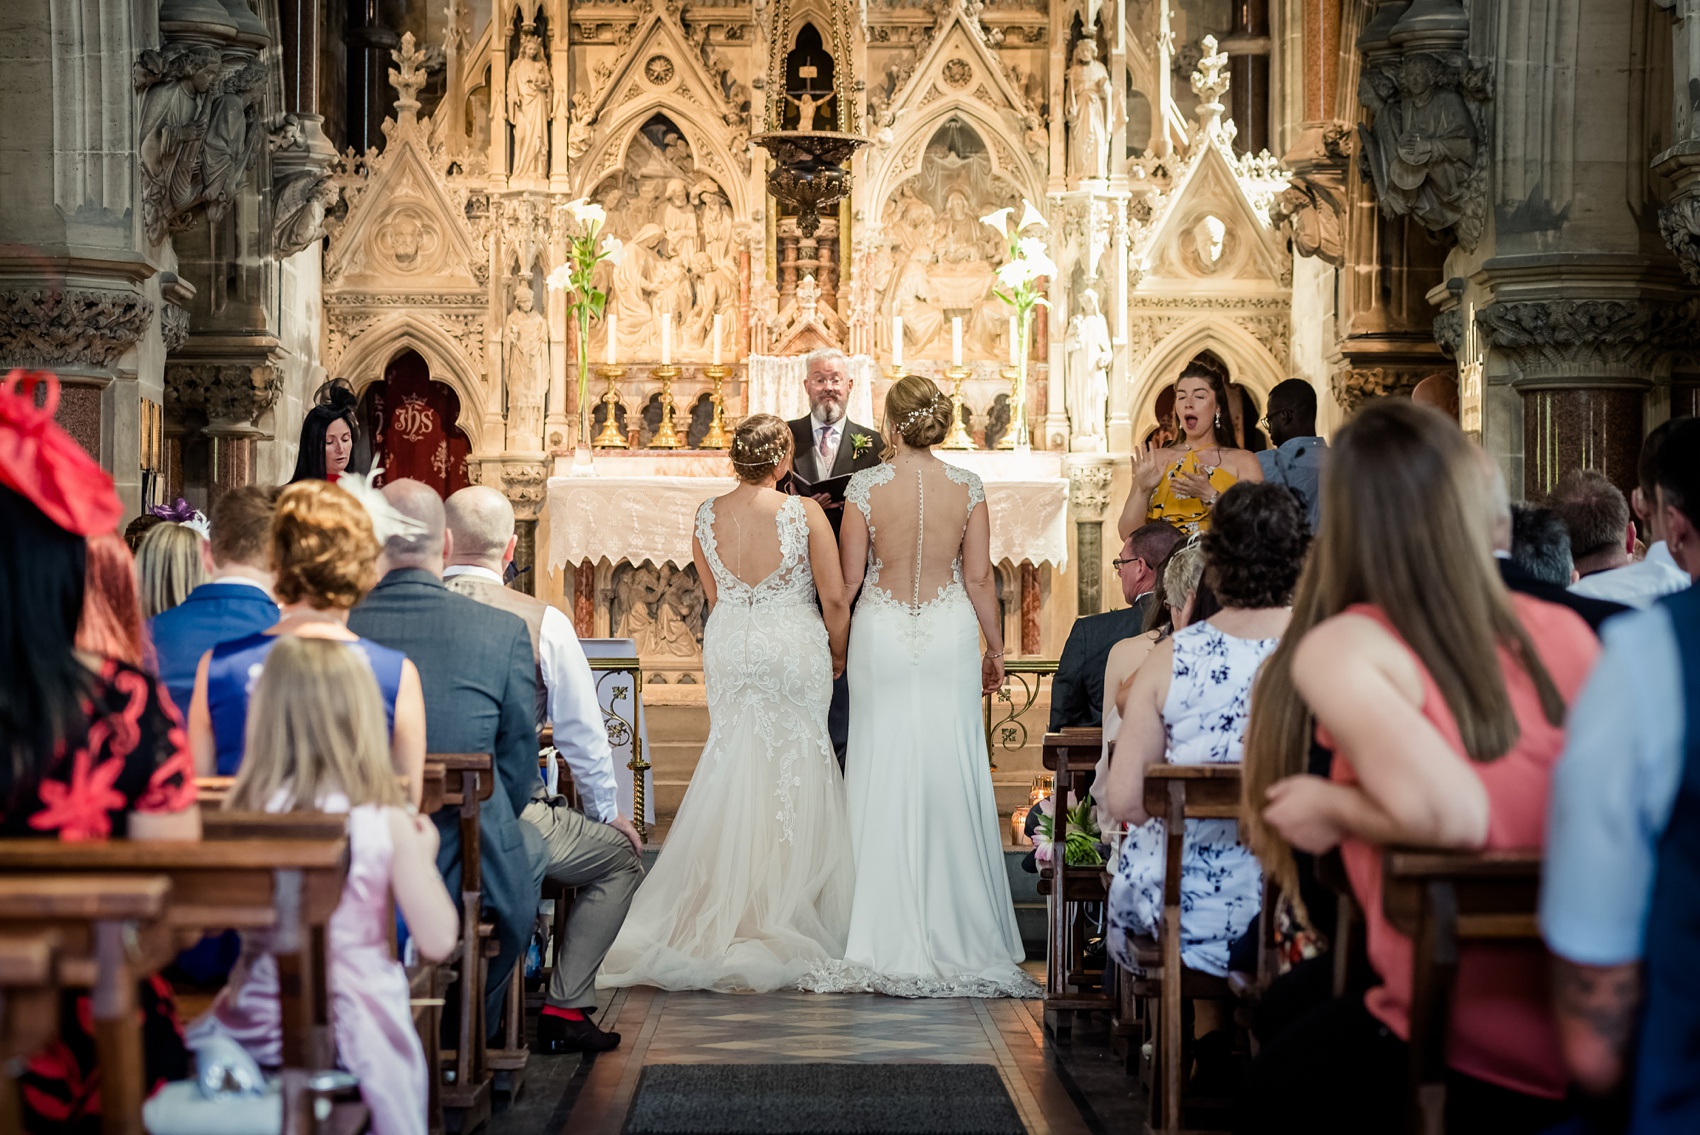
top-left (1128, 129), bottom-right (1289, 288)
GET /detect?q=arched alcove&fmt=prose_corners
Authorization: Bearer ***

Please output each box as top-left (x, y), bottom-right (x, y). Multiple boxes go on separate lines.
top-left (781, 23), bottom-right (838, 131)
top-left (358, 349), bottom-right (473, 495)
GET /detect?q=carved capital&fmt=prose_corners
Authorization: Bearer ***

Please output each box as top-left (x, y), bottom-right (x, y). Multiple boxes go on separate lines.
top-left (1658, 195), bottom-right (1700, 286)
top-left (1065, 455), bottom-right (1116, 522)
top-left (1327, 364), bottom-right (1430, 411)
top-left (1432, 308), bottom-right (1463, 359)
top-left (0, 288), bottom-right (153, 370)
top-left (160, 302), bottom-right (191, 353)
top-left (501, 462), bottom-right (549, 520)
top-left (165, 361), bottom-right (283, 429)
top-left (1476, 298), bottom-right (1692, 386)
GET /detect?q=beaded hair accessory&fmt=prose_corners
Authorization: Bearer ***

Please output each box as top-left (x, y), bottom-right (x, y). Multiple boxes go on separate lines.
top-left (896, 392), bottom-right (951, 434)
top-left (732, 437), bottom-right (787, 471)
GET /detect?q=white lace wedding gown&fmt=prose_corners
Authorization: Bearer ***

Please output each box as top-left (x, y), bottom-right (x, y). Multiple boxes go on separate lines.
top-left (803, 461), bottom-right (1039, 998)
top-left (597, 494), bottom-right (855, 992)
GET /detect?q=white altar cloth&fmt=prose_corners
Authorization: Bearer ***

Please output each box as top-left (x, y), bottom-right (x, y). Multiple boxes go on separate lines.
top-left (547, 453), bottom-right (1068, 572)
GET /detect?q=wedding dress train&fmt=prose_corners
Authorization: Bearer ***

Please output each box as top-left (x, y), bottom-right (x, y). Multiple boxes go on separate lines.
top-left (598, 494), bottom-right (855, 992)
top-left (804, 462), bottom-right (1039, 998)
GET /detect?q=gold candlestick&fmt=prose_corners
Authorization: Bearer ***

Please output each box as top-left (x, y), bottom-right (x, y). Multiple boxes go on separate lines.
top-left (592, 365), bottom-right (628, 448)
top-left (940, 363), bottom-right (976, 450)
top-left (996, 365), bottom-right (1019, 450)
top-left (648, 363), bottom-right (683, 449)
top-left (700, 364), bottom-right (731, 449)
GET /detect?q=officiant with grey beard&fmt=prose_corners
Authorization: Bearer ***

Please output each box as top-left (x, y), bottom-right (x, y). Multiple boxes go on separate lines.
top-left (783, 348), bottom-right (882, 767)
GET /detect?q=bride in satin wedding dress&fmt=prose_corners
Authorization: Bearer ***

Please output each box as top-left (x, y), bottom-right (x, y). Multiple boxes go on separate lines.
top-left (598, 415), bottom-right (856, 992)
top-left (804, 375), bottom-right (1040, 998)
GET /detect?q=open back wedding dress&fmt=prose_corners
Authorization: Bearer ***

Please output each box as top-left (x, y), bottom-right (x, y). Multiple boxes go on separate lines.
top-left (598, 493), bottom-right (854, 992)
top-left (804, 460), bottom-right (1039, 998)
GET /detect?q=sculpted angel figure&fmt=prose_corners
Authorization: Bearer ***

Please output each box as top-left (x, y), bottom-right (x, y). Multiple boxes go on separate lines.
top-left (508, 34), bottom-right (552, 179)
top-left (135, 44), bottom-right (223, 242)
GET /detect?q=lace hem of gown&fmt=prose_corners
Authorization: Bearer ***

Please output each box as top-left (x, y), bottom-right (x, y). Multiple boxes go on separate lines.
top-left (797, 958), bottom-right (1041, 1000)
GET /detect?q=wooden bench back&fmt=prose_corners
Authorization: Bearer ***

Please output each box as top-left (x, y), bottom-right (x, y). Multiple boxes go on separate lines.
top-left (1381, 848), bottom-right (1543, 1135)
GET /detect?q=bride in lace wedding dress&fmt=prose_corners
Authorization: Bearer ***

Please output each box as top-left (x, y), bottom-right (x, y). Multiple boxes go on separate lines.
top-left (598, 415), bottom-right (856, 992)
top-left (804, 376), bottom-right (1040, 999)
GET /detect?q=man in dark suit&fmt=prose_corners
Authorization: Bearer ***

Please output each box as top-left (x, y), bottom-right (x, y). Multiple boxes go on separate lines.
top-left (1049, 521), bottom-right (1184, 730)
top-left (149, 484), bottom-right (280, 714)
top-left (349, 480), bottom-right (629, 1053)
top-left (783, 348), bottom-right (883, 764)
top-left (1504, 504), bottom-right (1630, 634)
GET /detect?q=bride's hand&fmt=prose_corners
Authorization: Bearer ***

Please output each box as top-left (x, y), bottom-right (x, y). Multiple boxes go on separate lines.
top-left (831, 654), bottom-right (846, 680)
top-left (981, 652), bottom-right (1004, 694)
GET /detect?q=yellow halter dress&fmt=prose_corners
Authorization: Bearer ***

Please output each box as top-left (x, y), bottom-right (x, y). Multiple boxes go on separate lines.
top-left (1146, 449), bottom-right (1238, 536)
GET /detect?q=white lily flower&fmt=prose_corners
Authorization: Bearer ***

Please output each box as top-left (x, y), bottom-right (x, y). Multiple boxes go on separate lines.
top-left (563, 198), bottom-right (605, 231)
top-left (546, 264), bottom-right (574, 292)
top-left (996, 259), bottom-right (1037, 289)
top-left (1017, 200), bottom-right (1049, 232)
top-left (1025, 249), bottom-right (1058, 280)
top-left (600, 235), bottom-right (625, 266)
top-left (979, 207), bottom-right (1014, 237)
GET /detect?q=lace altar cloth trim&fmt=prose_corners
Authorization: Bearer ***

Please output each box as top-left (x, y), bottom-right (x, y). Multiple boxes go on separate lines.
top-left (745, 353), bottom-right (877, 426)
top-left (547, 474), bottom-right (1068, 571)
top-left (798, 959), bottom-right (1042, 1000)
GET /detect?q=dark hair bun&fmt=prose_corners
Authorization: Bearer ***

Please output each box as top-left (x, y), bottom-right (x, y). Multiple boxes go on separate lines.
top-left (316, 378), bottom-right (359, 414)
top-left (1201, 482), bottom-right (1309, 609)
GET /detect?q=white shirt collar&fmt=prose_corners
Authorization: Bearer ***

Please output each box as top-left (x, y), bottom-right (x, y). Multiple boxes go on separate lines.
top-left (809, 412), bottom-right (842, 435)
top-left (443, 564), bottom-right (505, 585)
top-left (212, 575), bottom-right (274, 598)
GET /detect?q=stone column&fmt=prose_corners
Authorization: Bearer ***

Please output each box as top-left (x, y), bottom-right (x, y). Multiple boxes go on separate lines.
top-left (165, 362), bottom-right (284, 506)
top-left (501, 461), bottom-right (548, 595)
top-left (1065, 454), bottom-right (1115, 617)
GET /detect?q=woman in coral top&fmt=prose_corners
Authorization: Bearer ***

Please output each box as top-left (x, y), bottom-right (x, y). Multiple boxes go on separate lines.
top-left (1235, 399), bottom-right (1599, 1135)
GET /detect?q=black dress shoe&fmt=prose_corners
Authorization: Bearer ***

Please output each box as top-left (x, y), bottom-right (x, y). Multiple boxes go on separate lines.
top-left (538, 1013), bottom-right (622, 1054)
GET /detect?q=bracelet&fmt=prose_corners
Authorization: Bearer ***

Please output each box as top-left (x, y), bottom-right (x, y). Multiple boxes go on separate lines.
top-left (984, 649), bottom-right (1004, 659)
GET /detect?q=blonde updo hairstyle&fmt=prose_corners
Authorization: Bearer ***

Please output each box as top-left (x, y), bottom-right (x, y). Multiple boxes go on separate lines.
top-left (270, 480), bottom-right (381, 611)
top-left (881, 373), bottom-right (954, 458)
top-left (730, 413), bottom-right (794, 484)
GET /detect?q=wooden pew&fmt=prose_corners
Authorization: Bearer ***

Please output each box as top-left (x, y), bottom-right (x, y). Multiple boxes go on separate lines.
top-left (1133, 763), bottom-right (1243, 1135)
top-left (1038, 729), bottom-right (1107, 1035)
top-left (430, 753), bottom-right (497, 1133)
top-left (196, 775), bottom-right (236, 807)
top-left (0, 833), bottom-right (350, 1133)
top-left (1381, 848), bottom-right (1543, 1135)
top-left (0, 929), bottom-right (60, 1132)
top-left (0, 877), bottom-right (170, 1135)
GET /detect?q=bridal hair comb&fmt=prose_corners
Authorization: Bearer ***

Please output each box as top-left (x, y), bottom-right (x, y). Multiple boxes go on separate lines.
top-left (896, 392), bottom-right (952, 434)
top-left (731, 438), bottom-right (787, 470)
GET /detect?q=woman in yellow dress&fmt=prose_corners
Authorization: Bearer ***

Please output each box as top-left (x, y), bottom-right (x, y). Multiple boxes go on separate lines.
top-left (1117, 363), bottom-right (1264, 539)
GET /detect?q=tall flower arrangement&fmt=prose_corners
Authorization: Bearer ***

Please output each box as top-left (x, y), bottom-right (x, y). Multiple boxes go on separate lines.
top-left (546, 198), bottom-right (624, 465)
top-left (980, 200), bottom-right (1055, 452)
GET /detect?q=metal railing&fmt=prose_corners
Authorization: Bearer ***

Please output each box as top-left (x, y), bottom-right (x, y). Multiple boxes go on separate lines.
top-left (982, 658), bottom-right (1059, 769)
top-left (587, 657), bottom-right (649, 841)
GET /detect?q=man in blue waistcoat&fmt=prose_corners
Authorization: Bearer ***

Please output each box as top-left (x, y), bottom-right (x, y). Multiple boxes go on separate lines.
top-left (1541, 415), bottom-right (1699, 1131)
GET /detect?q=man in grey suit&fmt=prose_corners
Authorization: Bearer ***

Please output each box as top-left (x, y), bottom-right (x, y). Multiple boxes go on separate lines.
top-left (349, 480), bottom-right (635, 1053)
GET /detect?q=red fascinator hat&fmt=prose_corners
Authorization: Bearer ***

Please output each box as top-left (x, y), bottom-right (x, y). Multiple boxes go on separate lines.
top-left (0, 369), bottom-right (123, 536)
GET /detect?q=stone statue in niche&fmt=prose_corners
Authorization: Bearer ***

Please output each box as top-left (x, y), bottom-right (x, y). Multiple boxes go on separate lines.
top-left (508, 32), bottom-right (553, 180)
top-left (1269, 181), bottom-right (1345, 265)
top-left (661, 178), bottom-right (699, 262)
top-left (136, 46), bottom-right (266, 244)
top-left (1359, 53), bottom-right (1480, 238)
top-left (1065, 289), bottom-right (1112, 452)
top-left (694, 181), bottom-right (733, 264)
top-left (273, 172), bottom-right (341, 257)
top-left (1065, 39), bottom-right (1120, 183)
top-left (567, 88), bottom-right (596, 160)
top-left (504, 283), bottom-right (550, 450)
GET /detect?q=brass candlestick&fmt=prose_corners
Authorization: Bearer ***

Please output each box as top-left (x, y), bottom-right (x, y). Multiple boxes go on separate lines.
top-left (592, 365), bottom-right (628, 448)
top-left (940, 364), bottom-right (976, 450)
top-left (996, 365), bottom-right (1020, 450)
top-left (700, 363), bottom-right (731, 449)
top-left (648, 363), bottom-right (683, 449)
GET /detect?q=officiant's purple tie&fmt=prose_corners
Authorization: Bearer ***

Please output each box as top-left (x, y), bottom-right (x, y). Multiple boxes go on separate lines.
top-left (818, 426), bottom-right (831, 462)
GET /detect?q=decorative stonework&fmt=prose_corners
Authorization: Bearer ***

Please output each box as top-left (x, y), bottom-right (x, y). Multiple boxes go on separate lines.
top-left (1476, 298), bottom-right (1695, 383)
top-left (1432, 308), bottom-right (1463, 358)
top-left (1328, 364), bottom-right (1430, 411)
top-left (1065, 456), bottom-right (1115, 521)
top-left (1269, 123), bottom-right (1350, 266)
top-left (502, 462), bottom-right (549, 520)
top-left (160, 302), bottom-right (191, 353)
top-left (0, 288), bottom-right (153, 370)
top-left (1658, 195), bottom-right (1700, 286)
top-left (165, 361), bottom-right (283, 427)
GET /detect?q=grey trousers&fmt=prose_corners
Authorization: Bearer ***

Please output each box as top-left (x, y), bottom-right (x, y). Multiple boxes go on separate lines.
top-left (520, 797), bottom-right (644, 1010)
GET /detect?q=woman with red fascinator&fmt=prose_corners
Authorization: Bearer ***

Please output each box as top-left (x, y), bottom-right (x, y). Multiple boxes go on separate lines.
top-left (0, 370), bottom-right (200, 1132)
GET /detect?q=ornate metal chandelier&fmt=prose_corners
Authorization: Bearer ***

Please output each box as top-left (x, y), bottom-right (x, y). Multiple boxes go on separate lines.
top-left (752, 3), bottom-right (865, 238)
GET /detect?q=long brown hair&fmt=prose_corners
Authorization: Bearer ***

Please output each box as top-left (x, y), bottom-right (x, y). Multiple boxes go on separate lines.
top-left (76, 531), bottom-right (148, 668)
top-left (1173, 357), bottom-right (1241, 448)
top-left (228, 635), bottom-right (403, 812)
top-left (1240, 399), bottom-right (1567, 902)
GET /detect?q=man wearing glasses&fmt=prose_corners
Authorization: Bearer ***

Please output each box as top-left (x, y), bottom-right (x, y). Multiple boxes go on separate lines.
top-left (1255, 379), bottom-right (1329, 531)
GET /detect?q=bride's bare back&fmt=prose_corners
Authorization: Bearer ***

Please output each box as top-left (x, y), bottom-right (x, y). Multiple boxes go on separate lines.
top-left (855, 457), bottom-right (979, 605)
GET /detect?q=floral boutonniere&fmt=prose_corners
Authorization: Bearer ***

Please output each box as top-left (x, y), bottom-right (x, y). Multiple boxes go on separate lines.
top-left (851, 433), bottom-right (874, 460)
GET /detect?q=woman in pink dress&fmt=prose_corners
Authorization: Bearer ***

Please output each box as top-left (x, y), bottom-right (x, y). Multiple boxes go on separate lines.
top-left (192, 635), bottom-right (457, 1135)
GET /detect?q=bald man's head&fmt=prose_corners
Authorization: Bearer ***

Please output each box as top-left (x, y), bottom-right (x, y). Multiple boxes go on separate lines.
top-left (1412, 374), bottom-right (1460, 420)
top-left (380, 479), bottom-right (450, 574)
top-left (445, 486), bottom-right (517, 570)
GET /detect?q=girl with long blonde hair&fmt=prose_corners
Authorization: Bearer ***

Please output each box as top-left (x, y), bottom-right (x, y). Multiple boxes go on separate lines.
top-left (197, 636), bottom-right (456, 1135)
top-left (1236, 399), bottom-right (1599, 1133)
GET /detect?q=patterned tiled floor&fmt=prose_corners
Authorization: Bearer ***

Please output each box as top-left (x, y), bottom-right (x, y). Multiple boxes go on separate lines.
top-left (547, 982), bottom-right (1105, 1135)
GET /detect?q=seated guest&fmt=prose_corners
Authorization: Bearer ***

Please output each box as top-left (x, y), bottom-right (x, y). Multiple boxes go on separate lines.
top-left (0, 372), bottom-right (199, 1131)
top-left (1049, 520), bottom-right (1183, 730)
top-left (185, 480), bottom-right (425, 802)
top-left (77, 530), bottom-right (151, 669)
top-left (1502, 503), bottom-right (1629, 633)
top-left (1102, 482), bottom-right (1309, 979)
top-left (1572, 417), bottom-right (1693, 607)
top-left (1548, 468), bottom-right (1635, 580)
top-left (351, 481), bottom-right (636, 1052)
top-left (442, 486), bottom-right (643, 1053)
top-left (1255, 379), bottom-right (1329, 530)
top-left (135, 520), bottom-right (209, 619)
top-left (149, 485), bottom-right (280, 716)
top-left (1239, 399), bottom-right (1597, 1135)
top-left (195, 636), bottom-right (457, 1135)
top-left (1540, 417), bottom-right (1700, 1127)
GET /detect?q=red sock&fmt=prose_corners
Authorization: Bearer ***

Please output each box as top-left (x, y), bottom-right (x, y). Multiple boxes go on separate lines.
top-left (542, 1004), bottom-right (587, 1022)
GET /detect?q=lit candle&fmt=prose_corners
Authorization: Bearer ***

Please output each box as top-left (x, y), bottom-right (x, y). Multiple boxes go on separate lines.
top-left (1009, 316), bottom-right (1019, 366)
top-left (951, 317), bottom-right (963, 368)
top-left (605, 314), bottom-right (617, 366)
top-left (711, 313), bottom-right (722, 366)
top-left (892, 315), bottom-right (904, 369)
top-left (661, 313), bottom-right (672, 365)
